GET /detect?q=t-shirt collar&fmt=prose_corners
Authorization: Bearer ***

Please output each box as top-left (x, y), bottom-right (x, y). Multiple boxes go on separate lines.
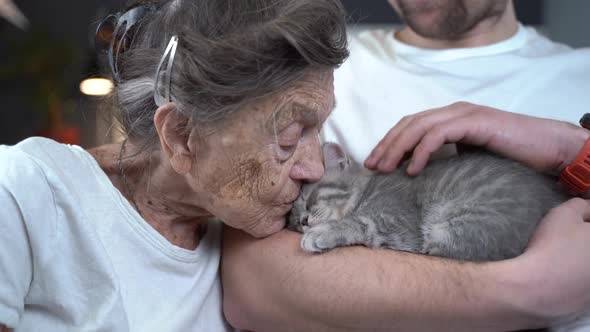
top-left (391, 24), bottom-right (528, 62)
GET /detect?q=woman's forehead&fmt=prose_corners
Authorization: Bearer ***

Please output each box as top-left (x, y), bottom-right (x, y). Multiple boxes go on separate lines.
top-left (218, 71), bottom-right (335, 134)
top-left (266, 74), bottom-right (335, 125)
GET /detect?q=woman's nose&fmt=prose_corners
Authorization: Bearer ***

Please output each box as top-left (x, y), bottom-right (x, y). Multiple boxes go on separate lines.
top-left (290, 136), bottom-right (324, 182)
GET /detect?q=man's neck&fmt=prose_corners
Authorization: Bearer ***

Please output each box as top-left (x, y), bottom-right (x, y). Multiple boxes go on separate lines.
top-left (395, 5), bottom-right (519, 49)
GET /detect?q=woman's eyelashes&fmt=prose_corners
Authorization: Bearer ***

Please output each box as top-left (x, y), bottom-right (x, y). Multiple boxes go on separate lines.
top-left (276, 123), bottom-right (304, 160)
top-left (275, 119), bottom-right (323, 161)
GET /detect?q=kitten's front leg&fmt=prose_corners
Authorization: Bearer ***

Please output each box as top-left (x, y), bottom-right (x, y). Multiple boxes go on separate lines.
top-left (301, 216), bottom-right (371, 253)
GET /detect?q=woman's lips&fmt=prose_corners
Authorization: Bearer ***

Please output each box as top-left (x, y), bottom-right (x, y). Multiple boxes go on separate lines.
top-left (277, 200), bottom-right (295, 213)
top-left (280, 202), bottom-right (294, 210)
top-left (276, 186), bottom-right (301, 209)
top-left (281, 192), bottom-right (300, 206)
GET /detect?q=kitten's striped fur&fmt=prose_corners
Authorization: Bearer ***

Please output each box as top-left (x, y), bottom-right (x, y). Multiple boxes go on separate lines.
top-left (288, 143), bottom-right (568, 261)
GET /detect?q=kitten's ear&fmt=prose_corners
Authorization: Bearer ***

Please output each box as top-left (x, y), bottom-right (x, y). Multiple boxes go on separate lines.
top-left (322, 142), bottom-right (349, 172)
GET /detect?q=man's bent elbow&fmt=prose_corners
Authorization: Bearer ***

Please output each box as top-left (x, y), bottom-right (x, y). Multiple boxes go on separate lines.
top-left (223, 293), bottom-right (250, 330)
top-left (222, 265), bottom-right (272, 331)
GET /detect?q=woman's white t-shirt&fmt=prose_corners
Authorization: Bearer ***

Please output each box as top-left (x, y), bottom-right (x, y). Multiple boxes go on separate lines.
top-left (0, 137), bottom-right (233, 331)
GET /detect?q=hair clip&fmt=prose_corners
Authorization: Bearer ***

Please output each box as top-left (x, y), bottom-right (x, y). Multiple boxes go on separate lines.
top-left (154, 35), bottom-right (179, 107)
top-left (95, 5), bottom-right (154, 83)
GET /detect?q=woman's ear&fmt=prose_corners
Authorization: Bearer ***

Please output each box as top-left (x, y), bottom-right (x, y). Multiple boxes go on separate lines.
top-left (154, 103), bottom-right (193, 175)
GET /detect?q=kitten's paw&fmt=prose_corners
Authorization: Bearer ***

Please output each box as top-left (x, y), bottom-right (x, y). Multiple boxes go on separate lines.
top-left (300, 224), bottom-right (341, 253)
top-left (421, 243), bottom-right (445, 257)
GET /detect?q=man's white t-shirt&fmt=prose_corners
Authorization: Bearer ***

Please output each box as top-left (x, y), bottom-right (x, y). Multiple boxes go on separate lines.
top-left (0, 137), bottom-right (233, 331)
top-left (324, 25), bottom-right (590, 162)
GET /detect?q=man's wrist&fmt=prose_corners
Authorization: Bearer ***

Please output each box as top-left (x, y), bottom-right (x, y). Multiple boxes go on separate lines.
top-left (555, 121), bottom-right (590, 196)
top-left (482, 260), bottom-right (550, 329)
top-left (557, 123), bottom-right (590, 173)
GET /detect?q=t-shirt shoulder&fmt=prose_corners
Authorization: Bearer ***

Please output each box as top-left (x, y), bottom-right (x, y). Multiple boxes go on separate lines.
top-left (0, 137), bottom-right (63, 201)
top-left (334, 29), bottom-right (397, 82)
top-left (1, 137), bottom-right (87, 170)
top-left (0, 137), bottom-right (91, 246)
top-left (350, 29), bottom-right (397, 59)
top-left (0, 138), bottom-right (74, 249)
top-left (0, 139), bottom-right (62, 322)
top-left (0, 137), bottom-right (95, 195)
top-left (520, 26), bottom-right (571, 57)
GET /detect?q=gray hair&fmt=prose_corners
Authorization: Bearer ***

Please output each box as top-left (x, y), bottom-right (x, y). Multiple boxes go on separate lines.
top-left (108, 0), bottom-right (349, 146)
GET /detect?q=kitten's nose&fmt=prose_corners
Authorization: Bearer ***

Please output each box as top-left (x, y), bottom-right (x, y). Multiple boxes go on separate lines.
top-left (301, 215), bottom-right (309, 226)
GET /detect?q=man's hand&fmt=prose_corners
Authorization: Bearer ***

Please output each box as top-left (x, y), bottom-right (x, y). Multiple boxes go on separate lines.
top-left (509, 198), bottom-right (590, 321)
top-left (365, 102), bottom-right (589, 175)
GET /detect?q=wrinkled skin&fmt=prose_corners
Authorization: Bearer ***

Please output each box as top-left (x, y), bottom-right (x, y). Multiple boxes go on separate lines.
top-left (187, 71), bottom-right (335, 237)
top-left (388, 0), bottom-right (509, 39)
top-left (91, 70), bottom-right (335, 248)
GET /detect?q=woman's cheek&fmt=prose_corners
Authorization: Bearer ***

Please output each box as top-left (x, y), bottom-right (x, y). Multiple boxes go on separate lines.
top-left (213, 157), bottom-right (265, 199)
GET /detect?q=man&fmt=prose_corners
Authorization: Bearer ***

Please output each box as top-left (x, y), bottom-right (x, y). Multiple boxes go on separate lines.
top-left (222, 1), bottom-right (590, 331)
top-left (324, 0), bottom-right (590, 164)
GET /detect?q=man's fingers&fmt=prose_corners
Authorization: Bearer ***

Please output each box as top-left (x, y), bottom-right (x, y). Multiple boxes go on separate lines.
top-left (561, 198), bottom-right (590, 223)
top-left (366, 109), bottom-right (446, 168)
top-left (376, 122), bottom-right (430, 172)
top-left (366, 115), bottom-right (415, 168)
top-left (406, 118), bottom-right (472, 175)
top-left (378, 111), bottom-right (475, 173)
top-left (374, 113), bottom-right (456, 171)
top-left (367, 103), bottom-right (475, 171)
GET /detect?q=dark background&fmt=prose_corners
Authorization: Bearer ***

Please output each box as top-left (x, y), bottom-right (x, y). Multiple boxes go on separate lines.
top-left (0, 0), bottom-right (588, 147)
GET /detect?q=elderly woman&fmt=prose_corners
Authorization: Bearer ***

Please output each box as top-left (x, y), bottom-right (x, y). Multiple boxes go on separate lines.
top-left (0, 0), bottom-right (347, 330)
top-left (2, 0), bottom-right (590, 332)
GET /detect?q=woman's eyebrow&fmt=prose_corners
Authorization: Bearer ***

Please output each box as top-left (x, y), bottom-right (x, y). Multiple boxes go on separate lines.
top-left (267, 102), bottom-right (322, 131)
top-left (295, 104), bottom-right (321, 126)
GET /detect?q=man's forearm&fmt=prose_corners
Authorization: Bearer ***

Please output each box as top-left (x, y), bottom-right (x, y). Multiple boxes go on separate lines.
top-left (222, 228), bottom-right (544, 332)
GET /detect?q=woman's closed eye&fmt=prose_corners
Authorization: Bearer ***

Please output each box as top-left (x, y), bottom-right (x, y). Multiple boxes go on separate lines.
top-left (276, 123), bottom-right (303, 160)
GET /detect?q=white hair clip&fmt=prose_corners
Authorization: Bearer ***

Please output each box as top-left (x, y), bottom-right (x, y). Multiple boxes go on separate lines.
top-left (154, 35), bottom-right (179, 107)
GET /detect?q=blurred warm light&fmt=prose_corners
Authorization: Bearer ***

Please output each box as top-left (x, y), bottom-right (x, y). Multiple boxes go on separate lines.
top-left (80, 78), bottom-right (113, 96)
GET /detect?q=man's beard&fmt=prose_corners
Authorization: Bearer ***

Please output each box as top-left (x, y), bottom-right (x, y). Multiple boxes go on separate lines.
top-left (396, 0), bottom-right (504, 40)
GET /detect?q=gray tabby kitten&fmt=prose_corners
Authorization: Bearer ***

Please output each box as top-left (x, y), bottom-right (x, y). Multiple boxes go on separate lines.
top-left (289, 143), bottom-right (590, 332)
top-left (288, 143), bottom-right (569, 261)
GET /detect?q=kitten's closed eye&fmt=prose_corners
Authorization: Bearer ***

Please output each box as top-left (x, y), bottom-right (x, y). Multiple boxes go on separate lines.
top-left (287, 200), bottom-right (308, 232)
